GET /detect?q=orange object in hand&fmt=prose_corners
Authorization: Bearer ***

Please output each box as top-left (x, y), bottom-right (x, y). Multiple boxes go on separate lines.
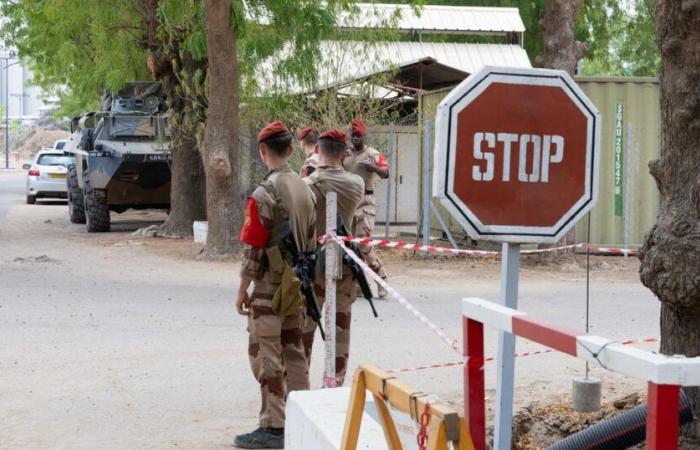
top-left (376, 153), bottom-right (389, 169)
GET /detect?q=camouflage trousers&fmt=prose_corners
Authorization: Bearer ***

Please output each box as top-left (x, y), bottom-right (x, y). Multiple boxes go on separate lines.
top-left (247, 274), bottom-right (308, 429)
top-left (352, 194), bottom-right (387, 279)
top-left (301, 269), bottom-right (356, 386)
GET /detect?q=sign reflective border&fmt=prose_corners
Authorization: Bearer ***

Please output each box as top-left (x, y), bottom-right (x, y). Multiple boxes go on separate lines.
top-left (433, 66), bottom-right (601, 244)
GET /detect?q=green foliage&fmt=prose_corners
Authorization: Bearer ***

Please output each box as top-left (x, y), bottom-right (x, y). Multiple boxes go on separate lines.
top-left (614, 0), bottom-right (658, 76)
top-left (0, 0), bottom-right (149, 117)
top-left (3, 0), bottom-right (393, 121)
top-left (240, 2), bottom-right (411, 127)
top-left (579, 0), bottom-right (658, 76)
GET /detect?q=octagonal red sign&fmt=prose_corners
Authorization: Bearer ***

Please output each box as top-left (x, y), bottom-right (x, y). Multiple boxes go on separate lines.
top-left (433, 66), bottom-right (600, 244)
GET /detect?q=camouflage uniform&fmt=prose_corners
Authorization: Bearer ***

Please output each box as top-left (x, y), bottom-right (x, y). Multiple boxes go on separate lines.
top-left (342, 145), bottom-right (389, 279)
top-left (241, 165), bottom-right (316, 429)
top-left (301, 166), bottom-right (365, 385)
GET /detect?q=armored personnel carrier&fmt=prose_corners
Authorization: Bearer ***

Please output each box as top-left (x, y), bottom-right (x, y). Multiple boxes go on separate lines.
top-left (63, 82), bottom-right (171, 232)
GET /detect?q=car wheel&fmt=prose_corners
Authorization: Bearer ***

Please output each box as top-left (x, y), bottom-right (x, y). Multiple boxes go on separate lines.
top-left (67, 164), bottom-right (86, 224)
top-left (83, 176), bottom-right (110, 232)
top-left (26, 195), bottom-right (36, 205)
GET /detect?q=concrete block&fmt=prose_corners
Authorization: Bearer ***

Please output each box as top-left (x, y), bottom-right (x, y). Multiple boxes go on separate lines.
top-left (572, 376), bottom-right (602, 412)
top-left (193, 221), bottom-right (208, 244)
top-left (285, 387), bottom-right (387, 450)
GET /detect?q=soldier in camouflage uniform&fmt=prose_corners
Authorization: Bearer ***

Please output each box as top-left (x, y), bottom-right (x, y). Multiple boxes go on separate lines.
top-left (235, 121), bottom-right (316, 449)
top-left (343, 119), bottom-right (390, 298)
top-left (298, 127), bottom-right (320, 177)
top-left (302, 129), bottom-right (365, 386)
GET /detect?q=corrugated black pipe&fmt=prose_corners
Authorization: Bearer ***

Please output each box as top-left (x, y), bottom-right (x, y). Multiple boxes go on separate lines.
top-left (547, 391), bottom-right (694, 450)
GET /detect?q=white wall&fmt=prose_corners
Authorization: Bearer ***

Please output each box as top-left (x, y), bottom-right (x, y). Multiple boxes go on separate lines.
top-left (0, 56), bottom-right (54, 121)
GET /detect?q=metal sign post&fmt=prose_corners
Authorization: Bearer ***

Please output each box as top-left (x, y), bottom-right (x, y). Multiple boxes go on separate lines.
top-left (323, 191), bottom-right (338, 388)
top-left (494, 243), bottom-right (520, 448)
top-left (433, 66), bottom-right (601, 450)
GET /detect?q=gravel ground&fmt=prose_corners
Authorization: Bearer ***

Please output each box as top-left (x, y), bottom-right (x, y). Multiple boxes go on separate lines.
top-left (0, 172), bottom-right (661, 449)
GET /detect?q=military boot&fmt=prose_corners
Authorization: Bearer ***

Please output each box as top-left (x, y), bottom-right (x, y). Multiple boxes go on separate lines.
top-left (234, 427), bottom-right (284, 449)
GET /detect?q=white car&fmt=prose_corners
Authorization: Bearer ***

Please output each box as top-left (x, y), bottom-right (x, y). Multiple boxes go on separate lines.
top-left (23, 150), bottom-right (74, 204)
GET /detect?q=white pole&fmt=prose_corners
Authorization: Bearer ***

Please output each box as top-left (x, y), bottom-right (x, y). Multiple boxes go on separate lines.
top-left (384, 122), bottom-right (394, 239)
top-left (4, 57), bottom-right (9, 169)
top-left (494, 242), bottom-right (520, 449)
top-left (421, 119), bottom-right (432, 255)
top-left (323, 191), bottom-right (338, 388)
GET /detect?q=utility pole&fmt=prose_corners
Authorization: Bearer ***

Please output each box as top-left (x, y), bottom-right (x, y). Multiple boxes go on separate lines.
top-left (4, 55), bottom-right (8, 169)
top-left (3, 53), bottom-right (19, 169)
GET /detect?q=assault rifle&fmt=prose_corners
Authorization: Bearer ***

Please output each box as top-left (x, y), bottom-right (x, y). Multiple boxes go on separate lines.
top-left (337, 218), bottom-right (379, 318)
top-left (281, 224), bottom-right (325, 340)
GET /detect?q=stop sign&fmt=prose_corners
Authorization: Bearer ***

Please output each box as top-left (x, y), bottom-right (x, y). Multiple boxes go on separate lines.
top-left (433, 66), bottom-right (600, 244)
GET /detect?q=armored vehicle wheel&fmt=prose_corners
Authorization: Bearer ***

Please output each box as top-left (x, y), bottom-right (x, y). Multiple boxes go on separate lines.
top-left (67, 164), bottom-right (86, 224)
top-left (26, 195), bottom-right (36, 204)
top-left (83, 176), bottom-right (110, 232)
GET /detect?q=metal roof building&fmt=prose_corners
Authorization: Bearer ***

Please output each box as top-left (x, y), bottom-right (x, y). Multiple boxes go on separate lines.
top-left (337, 3), bottom-right (525, 40)
top-left (316, 41), bottom-right (531, 92)
top-left (258, 3), bottom-right (531, 95)
top-left (260, 41), bottom-right (531, 95)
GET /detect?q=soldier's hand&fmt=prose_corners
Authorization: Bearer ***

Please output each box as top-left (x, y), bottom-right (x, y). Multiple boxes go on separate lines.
top-left (359, 158), bottom-right (377, 172)
top-left (236, 291), bottom-right (251, 316)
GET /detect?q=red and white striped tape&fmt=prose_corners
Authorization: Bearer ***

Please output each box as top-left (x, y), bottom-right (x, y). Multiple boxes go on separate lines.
top-left (338, 237), bottom-right (640, 257)
top-left (334, 237), bottom-right (462, 355)
top-left (386, 337), bottom-right (659, 373)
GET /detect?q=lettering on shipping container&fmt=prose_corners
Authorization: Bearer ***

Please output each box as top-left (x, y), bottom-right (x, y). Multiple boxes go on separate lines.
top-left (614, 103), bottom-right (624, 216)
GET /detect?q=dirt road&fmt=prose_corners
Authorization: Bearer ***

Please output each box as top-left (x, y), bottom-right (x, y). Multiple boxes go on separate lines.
top-left (0, 171), bottom-right (661, 449)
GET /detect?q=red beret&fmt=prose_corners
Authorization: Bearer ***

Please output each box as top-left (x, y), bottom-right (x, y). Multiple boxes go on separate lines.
top-left (319, 129), bottom-right (347, 143)
top-left (257, 120), bottom-right (290, 143)
top-left (297, 126), bottom-right (316, 141)
top-left (351, 119), bottom-right (367, 136)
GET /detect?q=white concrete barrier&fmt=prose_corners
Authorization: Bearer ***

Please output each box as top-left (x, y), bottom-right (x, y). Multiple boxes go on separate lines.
top-left (193, 221), bottom-right (208, 244)
top-left (285, 387), bottom-right (388, 450)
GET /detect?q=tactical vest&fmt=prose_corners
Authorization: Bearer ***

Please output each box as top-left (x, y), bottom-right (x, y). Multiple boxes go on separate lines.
top-left (259, 179), bottom-right (294, 264)
top-left (259, 172), bottom-right (313, 317)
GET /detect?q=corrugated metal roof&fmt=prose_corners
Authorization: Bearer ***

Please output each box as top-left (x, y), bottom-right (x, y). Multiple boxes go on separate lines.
top-left (384, 42), bottom-right (531, 73)
top-left (338, 3), bottom-right (526, 34)
top-left (259, 41), bottom-right (531, 94)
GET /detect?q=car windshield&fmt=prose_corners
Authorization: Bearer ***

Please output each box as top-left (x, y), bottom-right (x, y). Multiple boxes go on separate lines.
top-left (37, 154), bottom-right (73, 166)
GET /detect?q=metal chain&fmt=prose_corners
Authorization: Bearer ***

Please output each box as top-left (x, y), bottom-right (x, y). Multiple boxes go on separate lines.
top-left (417, 401), bottom-right (431, 450)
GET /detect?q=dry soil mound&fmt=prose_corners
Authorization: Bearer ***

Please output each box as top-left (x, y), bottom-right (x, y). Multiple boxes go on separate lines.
top-left (14, 128), bottom-right (70, 160)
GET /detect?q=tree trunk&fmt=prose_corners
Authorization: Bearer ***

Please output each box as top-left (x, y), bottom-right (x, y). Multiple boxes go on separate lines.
top-left (536, 0), bottom-right (588, 75)
top-left (640, 0), bottom-right (700, 437)
top-left (201, 0), bottom-right (241, 257)
top-left (161, 120), bottom-right (207, 236)
top-left (141, 0), bottom-right (207, 237)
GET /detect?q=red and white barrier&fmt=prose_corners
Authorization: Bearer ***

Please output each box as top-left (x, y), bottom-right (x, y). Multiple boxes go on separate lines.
top-left (462, 297), bottom-right (700, 450)
top-left (338, 236), bottom-right (640, 257)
